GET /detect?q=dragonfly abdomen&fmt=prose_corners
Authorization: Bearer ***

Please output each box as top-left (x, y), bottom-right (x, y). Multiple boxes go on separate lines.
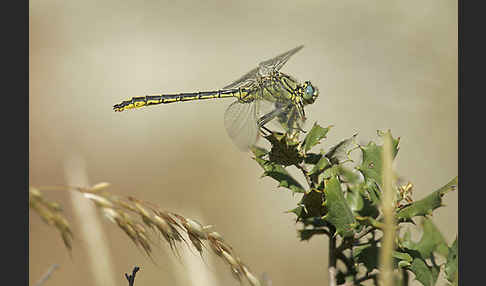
top-left (113, 89), bottom-right (249, 112)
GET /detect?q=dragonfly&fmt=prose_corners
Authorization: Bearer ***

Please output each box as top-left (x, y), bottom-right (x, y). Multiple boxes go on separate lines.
top-left (113, 45), bottom-right (319, 150)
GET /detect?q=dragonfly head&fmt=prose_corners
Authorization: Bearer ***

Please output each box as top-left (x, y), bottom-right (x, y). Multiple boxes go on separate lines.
top-left (302, 81), bottom-right (319, 105)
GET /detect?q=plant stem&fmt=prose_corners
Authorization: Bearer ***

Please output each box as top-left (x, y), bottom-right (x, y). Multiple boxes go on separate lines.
top-left (296, 163), bottom-right (313, 189)
top-left (329, 232), bottom-right (337, 286)
top-left (378, 133), bottom-right (396, 286)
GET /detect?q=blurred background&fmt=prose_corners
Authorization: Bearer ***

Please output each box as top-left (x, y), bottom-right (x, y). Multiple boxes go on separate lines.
top-left (29, 0), bottom-right (457, 285)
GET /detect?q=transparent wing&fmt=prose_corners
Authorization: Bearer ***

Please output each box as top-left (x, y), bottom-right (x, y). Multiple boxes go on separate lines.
top-left (223, 67), bottom-right (259, 89)
top-left (258, 45), bottom-right (304, 74)
top-left (223, 45), bottom-right (304, 89)
top-left (257, 99), bottom-right (305, 135)
top-left (224, 100), bottom-right (260, 151)
top-left (255, 99), bottom-right (291, 130)
top-left (280, 104), bottom-right (305, 134)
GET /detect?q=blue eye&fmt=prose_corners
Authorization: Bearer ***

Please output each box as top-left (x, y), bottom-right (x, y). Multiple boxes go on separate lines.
top-left (306, 85), bottom-right (314, 95)
top-left (304, 84), bottom-right (314, 100)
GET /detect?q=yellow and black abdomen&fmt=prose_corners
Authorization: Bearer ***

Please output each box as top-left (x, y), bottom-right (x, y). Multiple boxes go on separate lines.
top-left (113, 89), bottom-right (249, 112)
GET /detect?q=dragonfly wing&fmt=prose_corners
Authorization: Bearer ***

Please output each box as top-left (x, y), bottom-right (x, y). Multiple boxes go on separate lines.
top-left (257, 99), bottom-right (305, 135)
top-left (224, 100), bottom-right (260, 151)
top-left (223, 67), bottom-right (259, 89)
top-left (223, 45), bottom-right (304, 89)
top-left (258, 45), bottom-right (304, 75)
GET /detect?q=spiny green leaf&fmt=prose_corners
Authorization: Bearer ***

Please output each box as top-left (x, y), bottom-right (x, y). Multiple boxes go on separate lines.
top-left (357, 130), bottom-right (399, 189)
top-left (392, 251), bottom-right (413, 263)
top-left (321, 165), bottom-right (339, 180)
top-left (287, 205), bottom-right (305, 218)
top-left (347, 184), bottom-right (380, 218)
top-left (299, 228), bottom-right (329, 241)
top-left (300, 189), bottom-right (326, 217)
top-left (250, 146), bottom-right (269, 158)
top-left (353, 245), bottom-right (413, 273)
top-left (363, 180), bottom-right (382, 206)
top-left (396, 176), bottom-right (457, 220)
top-left (445, 237), bottom-right (458, 283)
top-left (355, 216), bottom-right (385, 229)
top-left (265, 132), bottom-right (303, 166)
top-left (301, 217), bottom-right (329, 228)
top-left (325, 134), bottom-right (358, 165)
top-left (401, 218), bottom-right (449, 259)
top-left (308, 155), bottom-right (330, 176)
top-left (407, 257), bottom-right (440, 286)
top-left (353, 242), bottom-right (379, 271)
top-left (346, 185), bottom-right (364, 213)
top-left (393, 251), bottom-right (413, 269)
top-left (322, 176), bottom-right (356, 237)
top-left (253, 156), bottom-right (306, 193)
top-left (302, 123), bottom-right (332, 152)
top-left (398, 260), bottom-right (411, 268)
top-left (336, 166), bottom-right (361, 184)
top-left (303, 152), bottom-right (323, 164)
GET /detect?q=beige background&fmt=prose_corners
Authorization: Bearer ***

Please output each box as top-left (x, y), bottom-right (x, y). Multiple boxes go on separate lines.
top-left (29, 0), bottom-right (457, 285)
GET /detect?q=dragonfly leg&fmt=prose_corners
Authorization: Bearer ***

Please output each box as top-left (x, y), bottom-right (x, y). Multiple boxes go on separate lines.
top-left (258, 111), bottom-right (283, 137)
top-left (260, 125), bottom-right (273, 136)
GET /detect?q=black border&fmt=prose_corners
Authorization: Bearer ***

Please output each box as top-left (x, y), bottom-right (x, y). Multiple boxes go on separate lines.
top-left (458, 0), bottom-right (480, 285)
top-left (8, 0), bottom-right (29, 284)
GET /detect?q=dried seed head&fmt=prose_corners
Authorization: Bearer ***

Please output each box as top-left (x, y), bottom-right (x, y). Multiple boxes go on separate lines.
top-left (208, 231), bottom-right (223, 241)
top-left (208, 232), bottom-right (233, 257)
top-left (184, 218), bottom-right (208, 240)
top-left (32, 203), bottom-right (55, 225)
top-left (102, 208), bottom-right (119, 223)
top-left (61, 230), bottom-right (73, 250)
top-left (29, 187), bottom-right (42, 198)
top-left (152, 214), bottom-right (172, 234)
top-left (188, 233), bottom-right (204, 253)
top-left (89, 182), bottom-right (111, 192)
top-left (229, 266), bottom-right (243, 282)
top-left (116, 217), bottom-right (139, 245)
top-left (83, 193), bottom-right (114, 208)
top-left (242, 264), bottom-right (261, 286)
top-left (221, 249), bottom-right (239, 268)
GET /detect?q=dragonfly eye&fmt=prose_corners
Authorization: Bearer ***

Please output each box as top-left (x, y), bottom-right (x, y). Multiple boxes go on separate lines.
top-left (303, 81), bottom-right (318, 103)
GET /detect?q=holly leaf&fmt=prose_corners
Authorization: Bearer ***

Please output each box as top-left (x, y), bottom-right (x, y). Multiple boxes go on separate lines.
top-left (397, 176), bottom-right (457, 220)
top-left (252, 148), bottom-right (306, 193)
top-left (299, 228), bottom-right (329, 241)
top-left (322, 176), bottom-right (357, 237)
top-left (325, 134), bottom-right (358, 165)
top-left (401, 218), bottom-right (449, 259)
top-left (265, 132), bottom-right (303, 166)
top-left (308, 155), bottom-right (330, 176)
top-left (357, 130), bottom-right (399, 189)
top-left (445, 237), bottom-right (458, 283)
top-left (407, 257), bottom-right (440, 286)
top-left (353, 242), bottom-right (379, 271)
top-left (302, 123), bottom-right (332, 152)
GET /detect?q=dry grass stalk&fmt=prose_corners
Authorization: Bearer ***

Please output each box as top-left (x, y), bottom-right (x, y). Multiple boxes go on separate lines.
top-left (29, 182), bottom-right (261, 286)
top-left (379, 133), bottom-right (397, 286)
top-left (29, 187), bottom-right (73, 250)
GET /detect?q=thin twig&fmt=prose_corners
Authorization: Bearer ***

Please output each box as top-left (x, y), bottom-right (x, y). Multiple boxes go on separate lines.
top-left (329, 233), bottom-right (337, 286)
top-left (356, 273), bottom-right (378, 284)
top-left (34, 264), bottom-right (59, 286)
top-left (335, 226), bottom-right (376, 253)
top-left (124, 266), bottom-right (140, 286)
top-left (296, 163), bottom-right (313, 189)
top-left (354, 226), bottom-right (376, 241)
